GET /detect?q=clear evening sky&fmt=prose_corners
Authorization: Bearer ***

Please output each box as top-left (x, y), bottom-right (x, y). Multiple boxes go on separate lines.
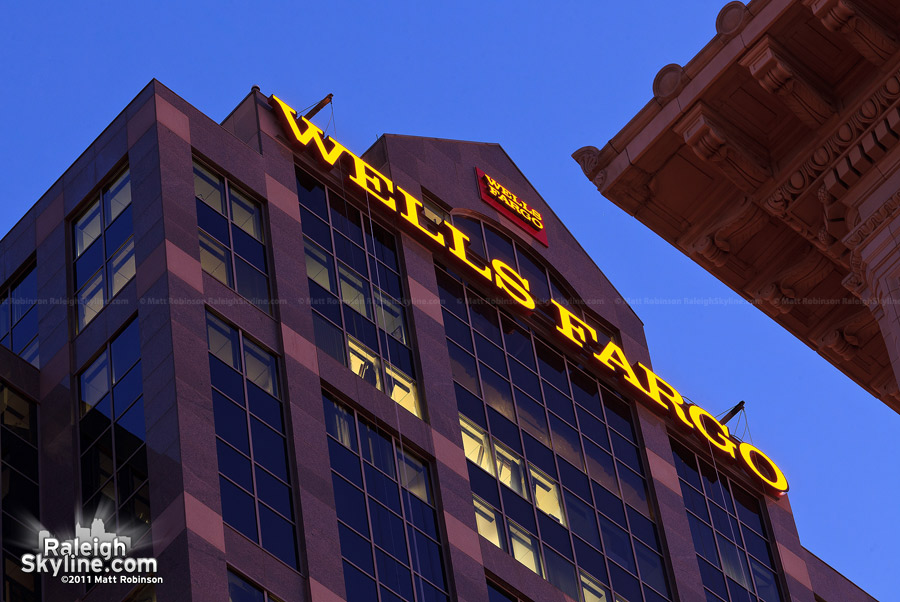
top-left (2, 2), bottom-right (896, 599)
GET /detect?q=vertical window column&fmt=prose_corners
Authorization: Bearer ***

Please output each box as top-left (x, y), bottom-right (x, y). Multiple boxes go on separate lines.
top-left (671, 439), bottom-right (784, 602)
top-left (0, 384), bottom-right (40, 602)
top-left (78, 318), bottom-right (150, 537)
top-left (297, 169), bottom-right (420, 417)
top-left (73, 168), bottom-right (135, 330)
top-left (322, 392), bottom-right (449, 602)
top-left (0, 265), bottom-right (39, 367)
top-left (195, 163), bottom-right (271, 313)
top-left (207, 313), bottom-right (298, 568)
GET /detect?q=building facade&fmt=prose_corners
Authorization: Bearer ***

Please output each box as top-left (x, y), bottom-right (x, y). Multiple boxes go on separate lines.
top-left (0, 80), bottom-right (877, 602)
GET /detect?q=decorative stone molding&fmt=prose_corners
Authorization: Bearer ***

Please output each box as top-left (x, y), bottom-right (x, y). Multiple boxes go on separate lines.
top-left (691, 196), bottom-right (768, 267)
top-left (843, 189), bottom-right (900, 250)
top-left (820, 329), bottom-right (860, 360)
top-left (765, 72), bottom-right (900, 215)
top-left (653, 64), bottom-right (688, 102)
top-left (740, 36), bottom-right (836, 128)
top-left (757, 248), bottom-right (833, 313)
top-left (804, 0), bottom-right (899, 66)
top-left (674, 103), bottom-right (771, 192)
top-left (572, 146), bottom-right (608, 191)
top-left (716, 2), bottom-right (750, 40)
top-left (842, 253), bottom-right (868, 298)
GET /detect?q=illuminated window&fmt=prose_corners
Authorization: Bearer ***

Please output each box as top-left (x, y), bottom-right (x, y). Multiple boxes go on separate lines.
top-left (77, 318), bottom-right (149, 539)
top-left (0, 384), bottom-right (40, 602)
top-left (438, 259), bottom-right (672, 602)
top-left (671, 439), bottom-right (784, 602)
top-left (195, 163), bottom-right (271, 312)
top-left (73, 168), bottom-right (134, 330)
top-left (0, 264), bottom-right (39, 367)
top-left (206, 313), bottom-right (298, 568)
top-left (323, 392), bottom-right (449, 602)
top-left (298, 168), bottom-right (420, 417)
top-left (495, 443), bottom-right (529, 500)
top-left (529, 465), bottom-right (566, 526)
top-left (509, 521), bottom-right (543, 577)
top-left (460, 416), bottom-right (494, 475)
top-left (474, 496), bottom-right (506, 551)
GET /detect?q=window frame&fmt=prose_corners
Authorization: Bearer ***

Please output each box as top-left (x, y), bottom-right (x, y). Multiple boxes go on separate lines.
top-left (194, 160), bottom-right (273, 314)
top-left (72, 166), bottom-right (135, 332)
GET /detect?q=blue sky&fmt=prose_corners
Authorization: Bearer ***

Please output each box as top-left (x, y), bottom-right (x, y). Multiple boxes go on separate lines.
top-left (2, 2), bottom-right (897, 599)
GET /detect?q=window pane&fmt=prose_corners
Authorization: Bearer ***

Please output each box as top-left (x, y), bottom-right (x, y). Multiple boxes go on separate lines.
top-left (460, 416), bottom-right (494, 475)
top-left (259, 503), bottom-right (298, 567)
top-left (115, 397), bottom-right (146, 462)
top-left (581, 570), bottom-right (612, 602)
top-left (235, 258), bottom-right (270, 312)
top-left (220, 476), bottom-right (258, 542)
top-left (544, 545), bottom-right (579, 600)
top-left (199, 231), bottom-right (234, 287)
top-left (108, 237), bottom-right (135, 298)
top-left (232, 225), bottom-right (267, 273)
top-left (374, 290), bottom-right (406, 344)
top-left (599, 514), bottom-right (635, 572)
top-left (339, 264), bottom-right (371, 319)
top-left (348, 337), bottom-right (382, 390)
top-left (305, 238), bottom-right (336, 293)
top-left (207, 313), bottom-right (241, 370)
top-left (227, 571), bottom-right (265, 602)
top-left (77, 271), bottom-right (105, 330)
top-left (105, 205), bottom-right (133, 257)
top-left (448, 342), bottom-right (480, 396)
top-left (194, 164), bottom-right (225, 214)
top-left (530, 465), bottom-right (566, 526)
top-left (230, 188), bottom-right (263, 240)
top-left (565, 490), bottom-right (601, 548)
top-left (213, 392), bottom-right (249, 453)
top-left (344, 560), bottom-right (377, 602)
top-left (515, 249), bottom-right (550, 302)
top-left (386, 364), bottom-right (419, 417)
top-left (251, 418), bottom-right (288, 480)
top-left (75, 200), bottom-right (102, 258)
top-left (297, 170), bottom-right (328, 219)
top-left (243, 340), bottom-right (278, 398)
top-left (80, 351), bottom-right (109, 414)
top-left (313, 312), bottom-right (346, 365)
top-left (11, 308), bottom-right (37, 355)
top-left (484, 226), bottom-right (517, 268)
top-left (398, 451), bottom-right (430, 503)
top-left (454, 216), bottom-right (485, 259)
top-left (495, 443), bottom-right (528, 499)
top-left (324, 396), bottom-right (357, 450)
top-left (11, 269), bottom-right (36, 324)
top-left (217, 439), bottom-right (252, 492)
top-left (474, 496), bottom-right (505, 551)
top-left (509, 520), bottom-right (543, 577)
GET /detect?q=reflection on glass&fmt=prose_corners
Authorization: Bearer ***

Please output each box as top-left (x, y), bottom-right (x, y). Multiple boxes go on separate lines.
top-left (509, 520), bottom-right (543, 577)
top-left (473, 496), bottom-right (505, 551)
top-left (80, 351), bottom-right (109, 416)
top-left (494, 442), bottom-right (528, 500)
top-left (386, 364), bottom-right (419, 417)
top-left (104, 170), bottom-right (132, 224)
top-left (348, 337), bottom-right (381, 390)
top-left (230, 189), bottom-right (263, 240)
top-left (339, 265), bottom-right (371, 318)
top-left (75, 201), bottom-right (102, 258)
top-left (243, 340), bottom-right (278, 397)
top-left (460, 415), bottom-right (493, 475)
top-left (398, 451), bottom-right (430, 503)
top-left (108, 239), bottom-right (135, 297)
top-left (374, 290), bottom-right (406, 343)
top-left (530, 464), bottom-right (566, 526)
top-left (581, 571), bottom-right (611, 602)
top-left (194, 164), bottom-right (225, 214)
top-left (200, 232), bottom-right (233, 287)
top-left (206, 314), bottom-right (241, 371)
top-left (78, 272), bottom-right (105, 330)
top-left (305, 239), bottom-right (336, 293)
